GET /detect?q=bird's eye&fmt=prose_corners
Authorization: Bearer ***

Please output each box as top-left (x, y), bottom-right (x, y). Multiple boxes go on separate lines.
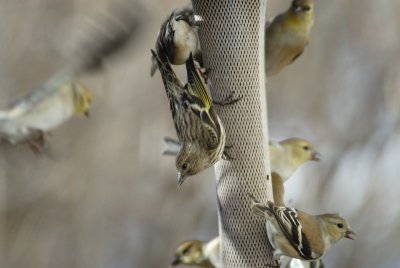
top-left (303, 6), bottom-right (311, 11)
top-left (337, 223), bottom-right (344, 228)
top-left (303, 146), bottom-right (310, 151)
top-left (182, 248), bottom-right (190, 255)
top-left (182, 163), bottom-right (188, 170)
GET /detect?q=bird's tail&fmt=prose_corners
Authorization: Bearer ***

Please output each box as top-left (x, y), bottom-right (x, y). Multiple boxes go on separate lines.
top-left (162, 137), bottom-right (181, 156)
top-left (150, 54), bottom-right (158, 77)
top-left (0, 111), bottom-right (9, 119)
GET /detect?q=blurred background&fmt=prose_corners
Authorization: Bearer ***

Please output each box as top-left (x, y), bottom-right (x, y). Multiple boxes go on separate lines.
top-left (0, 0), bottom-right (399, 267)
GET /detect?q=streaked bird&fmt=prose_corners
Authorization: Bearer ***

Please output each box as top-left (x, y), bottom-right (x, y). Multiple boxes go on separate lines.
top-left (265, 0), bottom-right (314, 76)
top-left (250, 195), bottom-right (355, 262)
top-left (163, 137), bottom-right (320, 182)
top-left (171, 237), bottom-right (221, 268)
top-left (0, 82), bottom-right (91, 152)
top-left (152, 50), bottom-right (225, 186)
top-left (150, 7), bottom-right (202, 76)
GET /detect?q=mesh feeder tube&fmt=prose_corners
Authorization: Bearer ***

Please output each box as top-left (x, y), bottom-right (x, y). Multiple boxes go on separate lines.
top-left (191, 0), bottom-right (274, 267)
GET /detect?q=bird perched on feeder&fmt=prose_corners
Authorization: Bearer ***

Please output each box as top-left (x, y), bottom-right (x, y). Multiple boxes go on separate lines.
top-left (249, 195), bottom-right (355, 262)
top-left (0, 82), bottom-right (91, 152)
top-left (265, 0), bottom-right (314, 76)
top-left (163, 137), bottom-right (320, 182)
top-left (152, 49), bottom-right (226, 186)
top-left (150, 6), bottom-right (202, 76)
top-left (171, 237), bottom-right (221, 268)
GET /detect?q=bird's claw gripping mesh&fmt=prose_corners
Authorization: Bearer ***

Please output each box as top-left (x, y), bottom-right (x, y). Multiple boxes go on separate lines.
top-left (191, 0), bottom-right (274, 267)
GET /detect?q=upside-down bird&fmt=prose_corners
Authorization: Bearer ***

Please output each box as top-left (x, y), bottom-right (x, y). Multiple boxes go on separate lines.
top-left (152, 49), bottom-right (225, 186)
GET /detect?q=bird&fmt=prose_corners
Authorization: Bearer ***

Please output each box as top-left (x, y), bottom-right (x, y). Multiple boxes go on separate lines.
top-left (269, 138), bottom-right (320, 182)
top-left (163, 137), bottom-right (320, 182)
top-left (265, 0), bottom-right (314, 76)
top-left (151, 49), bottom-right (225, 186)
top-left (249, 195), bottom-right (355, 262)
top-left (171, 237), bottom-right (221, 268)
top-left (150, 6), bottom-right (202, 77)
top-left (0, 82), bottom-right (91, 152)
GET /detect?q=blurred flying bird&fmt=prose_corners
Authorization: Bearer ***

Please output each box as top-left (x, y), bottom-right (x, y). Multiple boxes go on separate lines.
top-left (0, 82), bottom-right (91, 152)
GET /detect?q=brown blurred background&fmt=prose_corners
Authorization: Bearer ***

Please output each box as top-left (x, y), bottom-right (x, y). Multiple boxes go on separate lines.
top-left (0, 0), bottom-right (399, 267)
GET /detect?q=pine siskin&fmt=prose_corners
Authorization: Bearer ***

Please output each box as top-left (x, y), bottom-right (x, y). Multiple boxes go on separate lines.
top-left (150, 7), bottom-right (202, 77)
top-left (265, 0), bottom-right (314, 76)
top-left (151, 49), bottom-right (225, 186)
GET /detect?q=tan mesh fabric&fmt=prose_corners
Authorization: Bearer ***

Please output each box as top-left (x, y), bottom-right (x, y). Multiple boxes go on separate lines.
top-left (191, 0), bottom-right (274, 267)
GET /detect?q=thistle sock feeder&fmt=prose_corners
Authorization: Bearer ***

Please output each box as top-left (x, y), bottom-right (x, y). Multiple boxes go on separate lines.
top-left (191, 0), bottom-right (274, 267)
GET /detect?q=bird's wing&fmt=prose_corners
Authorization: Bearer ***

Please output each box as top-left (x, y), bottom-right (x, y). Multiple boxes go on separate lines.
top-left (267, 202), bottom-right (314, 260)
top-left (7, 68), bottom-right (77, 119)
top-left (185, 53), bottom-right (212, 110)
top-left (185, 53), bottom-right (221, 148)
top-left (156, 12), bottom-right (176, 61)
top-left (151, 49), bottom-right (187, 140)
top-left (290, 49), bottom-right (304, 64)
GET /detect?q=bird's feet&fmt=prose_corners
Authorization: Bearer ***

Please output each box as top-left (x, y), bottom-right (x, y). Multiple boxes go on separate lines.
top-left (199, 68), bottom-right (211, 84)
top-left (222, 144), bottom-right (235, 160)
top-left (27, 130), bottom-right (46, 155)
top-left (213, 91), bottom-right (242, 106)
top-left (267, 259), bottom-right (281, 268)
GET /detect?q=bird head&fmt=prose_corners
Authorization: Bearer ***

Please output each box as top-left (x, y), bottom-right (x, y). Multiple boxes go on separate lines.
top-left (319, 214), bottom-right (356, 244)
top-left (71, 83), bottom-right (92, 117)
top-left (171, 240), bottom-right (204, 266)
top-left (291, 0), bottom-right (314, 14)
top-left (176, 144), bottom-right (210, 186)
top-left (281, 137), bottom-right (321, 165)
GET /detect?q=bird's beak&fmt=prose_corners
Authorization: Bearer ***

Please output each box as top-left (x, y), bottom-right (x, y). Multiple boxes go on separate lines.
top-left (177, 173), bottom-right (187, 187)
top-left (311, 152), bottom-right (321, 161)
top-left (344, 230), bottom-right (356, 240)
top-left (84, 110), bottom-right (90, 118)
top-left (170, 255), bottom-right (181, 266)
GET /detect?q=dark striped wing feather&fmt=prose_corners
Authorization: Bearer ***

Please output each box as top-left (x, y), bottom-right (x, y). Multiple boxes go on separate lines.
top-left (185, 53), bottom-right (221, 148)
top-left (151, 49), bottom-right (183, 131)
top-left (156, 12), bottom-right (175, 61)
top-left (267, 201), bottom-right (314, 260)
